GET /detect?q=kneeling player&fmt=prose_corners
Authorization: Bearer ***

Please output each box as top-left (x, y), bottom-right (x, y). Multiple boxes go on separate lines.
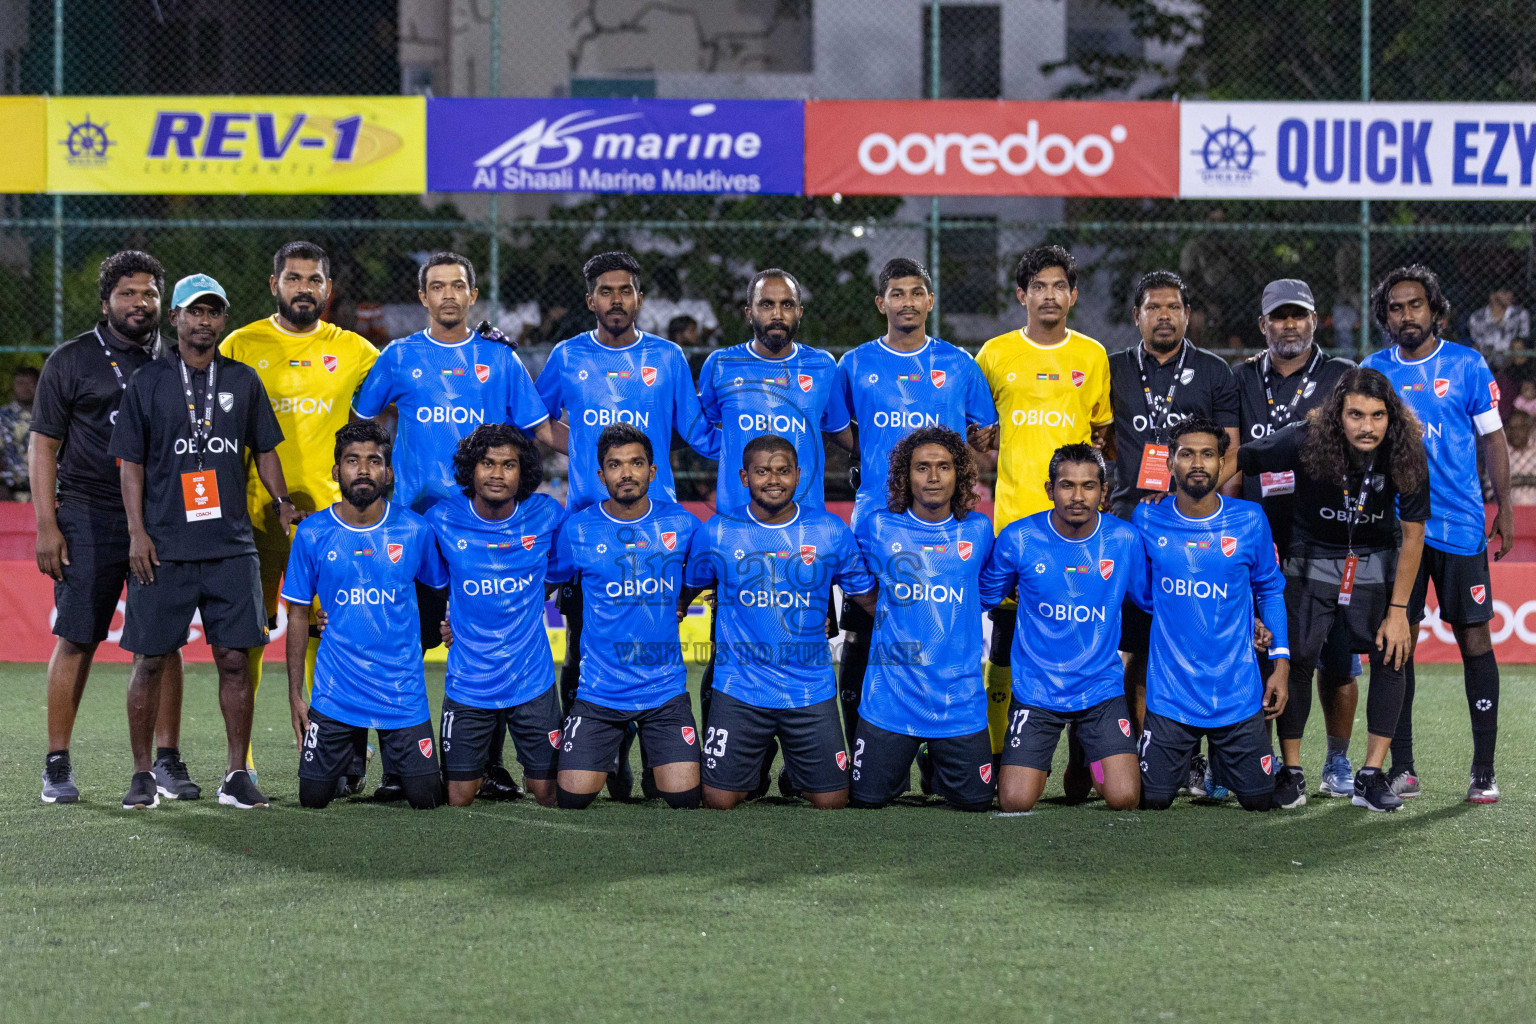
top-left (681, 435), bottom-right (876, 810)
top-left (548, 423), bottom-right (703, 809)
top-left (979, 444), bottom-right (1145, 813)
top-left (849, 427), bottom-right (995, 811)
top-left (429, 424), bottom-right (566, 807)
top-left (283, 422), bottom-right (449, 810)
top-left (1133, 417), bottom-right (1291, 812)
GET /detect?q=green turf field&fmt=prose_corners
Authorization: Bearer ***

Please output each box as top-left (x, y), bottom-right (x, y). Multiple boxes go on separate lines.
top-left (2, 661), bottom-right (1533, 1023)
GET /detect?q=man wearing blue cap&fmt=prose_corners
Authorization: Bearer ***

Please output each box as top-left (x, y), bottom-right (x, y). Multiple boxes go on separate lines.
top-left (109, 273), bottom-right (298, 810)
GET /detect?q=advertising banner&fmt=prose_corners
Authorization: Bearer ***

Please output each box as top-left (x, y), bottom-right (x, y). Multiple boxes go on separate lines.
top-left (0, 97), bottom-right (46, 192)
top-left (803, 100), bottom-right (1179, 197)
top-left (1181, 101), bottom-right (1536, 200)
top-left (428, 98), bottom-right (803, 194)
top-left (46, 96), bottom-right (426, 194)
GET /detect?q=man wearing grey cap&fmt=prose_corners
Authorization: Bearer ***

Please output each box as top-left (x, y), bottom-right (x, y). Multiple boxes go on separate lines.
top-left (108, 273), bottom-right (298, 811)
top-left (1232, 278), bottom-right (1357, 804)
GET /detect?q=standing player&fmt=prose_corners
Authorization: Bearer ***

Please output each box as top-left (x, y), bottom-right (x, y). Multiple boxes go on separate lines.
top-left (428, 424), bottom-right (565, 807)
top-left (354, 252), bottom-right (559, 798)
top-left (1229, 369), bottom-right (1428, 811)
top-left (680, 436), bottom-right (875, 810)
top-left (536, 252), bottom-right (717, 796)
top-left (31, 251), bottom-right (190, 803)
top-left (1362, 265), bottom-right (1513, 803)
top-left (109, 274), bottom-right (296, 810)
top-left (1233, 278), bottom-right (1360, 797)
top-left (970, 245), bottom-right (1112, 759)
top-left (548, 423), bottom-right (704, 810)
top-left (283, 421), bottom-right (448, 810)
top-left (848, 426), bottom-right (994, 812)
top-left (220, 240), bottom-right (380, 782)
top-left (1132, 416), bottom-right (1290, 812)
top-left (979, 444), bottom-right (1147, 813)
top-left (833, 258), bottom-right (996, 746)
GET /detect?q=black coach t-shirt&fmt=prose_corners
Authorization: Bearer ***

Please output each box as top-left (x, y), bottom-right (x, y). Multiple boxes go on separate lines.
top-left (31, 323), bottom-right (158, 514)
top-left (108, 350), bottom-right (283, 561)
top-left (1233, 345), bottom-right (1355, 552)
top-left (1236, 422), bottom-right (1430, 559)
top-left (1107, 339), bottom-right (1240, 517)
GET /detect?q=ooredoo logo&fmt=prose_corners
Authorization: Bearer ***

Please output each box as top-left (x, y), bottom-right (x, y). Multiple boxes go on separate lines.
top-left (856, 122), bottom-right (1128, 179)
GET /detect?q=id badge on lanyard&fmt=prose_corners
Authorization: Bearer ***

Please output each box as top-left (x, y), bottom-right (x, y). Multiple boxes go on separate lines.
top-left (1338, 462), bottom-right (1374, 606)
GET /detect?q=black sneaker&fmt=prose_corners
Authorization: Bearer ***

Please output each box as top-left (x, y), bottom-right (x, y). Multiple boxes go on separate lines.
top-left (916, 743), bottom-right (935, 796)
top-left (343, 744), bottom-right (373, 797)
top-left (1272, 766), bottom-right (1307, 809)
top-left (373, 773), bottom-right (406, 802)
top-left (1186, 752), bottom-right (1209, 798)
top-left (1352, 768), bottom-right (1403, 812)
top-left (777, 767), bottom-right (798, 799)
top-left (122, 770), bottom-right (159, 810)
top-left (153, 753), bottom-right (202, 801)
top-left (41, 752), bottom-right (79, 804)
top-left (479, 763), bottom-right (525, 801)
top-left (216, 769), bottom-right (268, 809)
top-left (1467, 765), bottom-right (1500, 804)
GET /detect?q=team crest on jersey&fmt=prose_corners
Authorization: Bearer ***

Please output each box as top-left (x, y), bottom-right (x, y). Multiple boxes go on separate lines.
top-left (1220, 536), bottom-right (1237, 557)
top-left (797, 373), bottom-right (813, 392)
top-left (800, 544), bottom-right (817, 566)
top-left (1071, 369), bottom-right (1086, 388)
top-left (1179, 368), bottom-right (1195, 385)
top-left (1118, 718), bottom-right (1132, 737)
top-left (931, 368), bottom-right (946, 388)
top-left (419, 738), bottom-right (434, 758)
top-left (322, 354), bottom-right (338, 374)
top-left (681, 726), bottom-right (697, 746)
top-left (387, 543), bottom-right (403, 563)
top-left (1491, 381), bottom-right (1501, 404)
top-left (1260, 754), bottom-right (1274, 775)
top-left (548, 730), bottom-right (562, 748)
top-left (218, 392), bottom-right (234, 413)
top-left (1471, 584), bottom-right (1488, 605)
top-left (958, 540), bottom-right (973, 561)
top-left (835, 751), bottom-right (848, 771)
top-left (661, 531), bottom-right (677, 551)
top-left (474, 364), bottom-right (490, 383)
top-left (1433, 378), bottom-right (1450, 398)
top-left (641, 365), bottom-right (657, 386)
top-left (979, 763), bottom-right (993, 784)
top-left (1100, 559), bottom-right (1114, 579)
top-left (521, 535), bottom-right (536, 551)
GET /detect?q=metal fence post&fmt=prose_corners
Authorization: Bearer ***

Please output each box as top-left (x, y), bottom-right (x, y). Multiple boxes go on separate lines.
top-left (487, 0), bottom-right (501, 320)
top-left (1357, 0), bottom-right (1371, 358)
top-left (928, 1), bottom-right (941, 330)
top-left (52, 0), bottom-right (64, 348)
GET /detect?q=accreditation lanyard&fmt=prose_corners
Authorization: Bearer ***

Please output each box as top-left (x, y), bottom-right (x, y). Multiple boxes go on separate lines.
top-left (1337, 459), bottom-right (1376, 606)
top-left (1136, 341), bottom-right (1188, 441)
top-left (1261, 347), bottom-right (1323, 428)
top-left (178, 355), bottom-right (217, 472)
top-left (93, 327), bottom-right (129, 391)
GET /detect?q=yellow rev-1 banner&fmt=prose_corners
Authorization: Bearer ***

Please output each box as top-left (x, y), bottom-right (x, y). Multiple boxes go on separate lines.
top-left (47, 96), bottom-right (425, 194)
top-left (0, 97), bottom-right (46, 192)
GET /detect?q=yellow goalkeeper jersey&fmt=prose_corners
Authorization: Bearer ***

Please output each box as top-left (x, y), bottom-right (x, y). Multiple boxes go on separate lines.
top-left (219, 316), bottom-right (379, 522)
top-left (975, 327), bottom-right (1111, 532)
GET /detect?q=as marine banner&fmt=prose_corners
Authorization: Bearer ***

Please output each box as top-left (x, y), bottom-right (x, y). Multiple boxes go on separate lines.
top-left (47, 96), bottom-right (426, 194)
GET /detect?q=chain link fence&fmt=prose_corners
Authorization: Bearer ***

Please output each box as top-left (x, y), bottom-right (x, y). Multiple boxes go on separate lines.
top-left (3, 0), bottom-right (1535, 495)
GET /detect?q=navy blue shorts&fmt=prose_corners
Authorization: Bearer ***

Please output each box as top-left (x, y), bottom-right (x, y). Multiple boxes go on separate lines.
top-left (440, 686), bottom-right (563, 782)
top-left (849, 718), bottom-right (993, 810)
top-left (702, 691), bottom-right (848, 794)
top-left (1000, 695), bottom-right (1138, 772)
top-left (1139, 709), bottom-right (1276, 801)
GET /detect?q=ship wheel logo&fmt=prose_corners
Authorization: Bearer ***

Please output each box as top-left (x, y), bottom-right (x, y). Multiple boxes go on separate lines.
top-left (60, 115), bottom-right (114, 165)
top-left (1193, 115), bottom-right (1261, 185)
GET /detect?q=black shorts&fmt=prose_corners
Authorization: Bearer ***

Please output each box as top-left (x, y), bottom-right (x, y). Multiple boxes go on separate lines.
top-left (1284, 551), bottom-right (1394, 661)
top-left (1000, 695), bottom-right (1138, 772)
top-left (849, 718), bottom-right (993, 809)
top-left (440, 688), bottom-right (563, 782)
top-left (51, 503), bottom-right (130, 646)
top-left (988, 601), bottom-right (1018, 666)
top-left (121, 555), bottom-right (267, 656)
top-left (559, 693), bottom-right (700, 773)
top-left (1409, 544), bottom-right (1494, 626)
top-left (1138, 709), bottom-right (1276, 801)
top-left (300, 707), bottom-right (439, 781)
top-left (1118, 599), bottom-right (1151, 655)
top-left (702, 691), bottom-right (848, 794)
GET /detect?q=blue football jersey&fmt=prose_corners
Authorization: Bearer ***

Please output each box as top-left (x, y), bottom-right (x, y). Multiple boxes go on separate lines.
top-left (548, 499), bottom-right (699, 711)
top-left (426, 492), bottom-right (566, 710)
top-left (979, 511), bottom-right (1150, 713)
top-left (353, 330), bottom-right (549, 512)
top-left (684, 505), bottom-right (874, 709)
top-left (1361, 339), bottom-right (1501, 555)
top-left (1132, 497), bottom-right (1290, 728)
top-left (281, 503), bottom-right (448, 730)
top-left (854, 509), bottom-right (994, 738)
top-left (537, 331), bottom-right (719, 512)
top-left (836, 337), bottom-right (997, 526)
top-left (698, 342), bottom-right (850, 512)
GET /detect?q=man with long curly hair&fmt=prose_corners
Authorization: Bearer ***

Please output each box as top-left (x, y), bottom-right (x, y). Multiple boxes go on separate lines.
top-left (847, 426), bottom-right (995, 811)
top-left (424, 423), bottom-right (567, 807)
top-left (1230, 369), bottom-right (1429, 811)
top-left (1362, 265), bottom-right (1512, 803)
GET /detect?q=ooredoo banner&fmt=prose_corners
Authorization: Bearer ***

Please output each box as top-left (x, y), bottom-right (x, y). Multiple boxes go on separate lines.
top-left (804, 99), bottom-right (1179, 197)
top-left (1181, 101), bottom-right (1536, 200)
